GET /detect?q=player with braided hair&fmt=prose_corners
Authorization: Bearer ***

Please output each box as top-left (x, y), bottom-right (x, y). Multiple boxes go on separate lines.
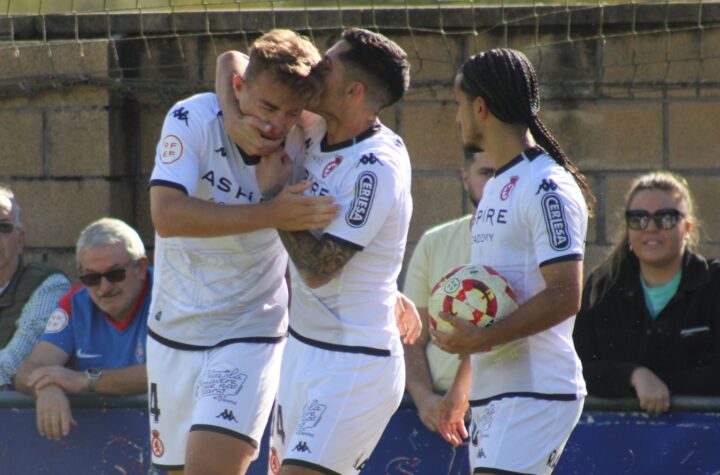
top-left (432, 48), bottom-right (592, 474)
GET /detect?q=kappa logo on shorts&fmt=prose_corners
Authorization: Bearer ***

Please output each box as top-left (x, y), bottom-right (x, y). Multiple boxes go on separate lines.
top-left (298, 399), bottom-right (326, 435)
top-left (216, 409), bottom-right (238, 422)
top-left (292, 441), bottom-right (311, 453)
top-left (541, 193), bottom-right (571, 251)
top-left (196, 369), bottom-right (247, 404)
top-left (345, 171), bottom-right (377, 228)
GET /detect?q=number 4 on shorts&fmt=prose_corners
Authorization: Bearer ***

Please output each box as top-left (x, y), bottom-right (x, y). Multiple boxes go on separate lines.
top-left (150, 382), bottom-right (161, 423)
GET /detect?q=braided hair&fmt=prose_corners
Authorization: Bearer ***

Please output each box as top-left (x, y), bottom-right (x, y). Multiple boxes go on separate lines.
top-left (459, 48), bottom-right (595, 214)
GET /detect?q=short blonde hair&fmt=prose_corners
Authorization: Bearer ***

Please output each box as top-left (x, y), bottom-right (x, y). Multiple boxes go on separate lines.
top-left (245, 29), bottom-right (322, 102)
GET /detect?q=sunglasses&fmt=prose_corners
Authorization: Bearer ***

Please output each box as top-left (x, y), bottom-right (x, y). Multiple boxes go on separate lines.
top-left (79, 262), bottom-right (134, 287)
top-left (625, 208), bottom-right (684, 231)
top-left (0, 222), bottom-right (17, 234)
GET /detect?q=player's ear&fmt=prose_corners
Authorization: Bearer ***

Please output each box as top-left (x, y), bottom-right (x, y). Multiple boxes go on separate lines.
top-left (232, 74), bottom-right (245, 100)
top-left (347, 81), bottom-right (365, 100)
top-left (473, 96), bottom-right (489, 120)
top-left (460, 167), bottom-right (470, 192)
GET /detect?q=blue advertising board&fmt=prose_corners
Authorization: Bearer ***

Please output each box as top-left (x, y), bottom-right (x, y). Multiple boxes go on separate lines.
top-left (1, 393), bottom-right (719, 474)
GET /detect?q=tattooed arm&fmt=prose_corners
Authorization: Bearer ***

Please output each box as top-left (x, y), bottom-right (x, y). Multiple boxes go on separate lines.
top-left (278, 231), bottom-right (357, 289)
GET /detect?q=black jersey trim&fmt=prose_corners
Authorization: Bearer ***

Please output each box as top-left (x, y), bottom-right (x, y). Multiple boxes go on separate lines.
top-left (523, 145), bottom-right (544, 160)
top-left (323, 232), bottom-right (364, 251)
top-left (283, 459), bottom-right (342, 475)
top-left (320, 123), bottom-right (381, 152)
top-left (152, 463), bottom-right (185, 470)
top-left (469, 392), bottom-right (578, 407)
top-left (149, 179), bottom-right (188, 195)
top-left (474, 467), bottom-right (532, 475)
top-left (494, 146), bottom-right (545, 177)
top-left (148, 327), bottom-right (285, 351)
top-left (189, 424), bottom-right (259, 448)
top-left (236, 144), bottom-right (261, 165)
top-left (289, 327), bottom-right (391, 357)
top-left (539, 253), bottom-right (583, 268)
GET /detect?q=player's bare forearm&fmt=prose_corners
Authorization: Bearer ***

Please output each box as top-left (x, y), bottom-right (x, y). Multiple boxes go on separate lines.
top-left (278, 230), bottom-right (356, 288)
top-left (404, 307), bottom-right (435, 401)
top-left (94, 364), bottom-right (147, 396)
top-left (477, 260), bottom-right (582, 350)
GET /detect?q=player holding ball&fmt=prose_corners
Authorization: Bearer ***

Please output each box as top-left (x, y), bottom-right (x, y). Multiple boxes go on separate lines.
top-left (431, 48), bottom-right (595, 475)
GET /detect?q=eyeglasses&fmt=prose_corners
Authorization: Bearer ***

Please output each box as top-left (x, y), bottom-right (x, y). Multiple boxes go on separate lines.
top-left (79, 262), bottom-right (134, 287)
top-left (0, 222), bottom-right (17, 234)
top-left (625, 208), bottom-right (685, 231)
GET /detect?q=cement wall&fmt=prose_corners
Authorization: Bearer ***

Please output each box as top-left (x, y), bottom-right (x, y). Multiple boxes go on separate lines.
top-left (1, 6), bottom-right (719, 283)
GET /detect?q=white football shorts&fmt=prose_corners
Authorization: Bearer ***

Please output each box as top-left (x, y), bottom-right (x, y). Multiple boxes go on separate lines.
top-left (268, 335), bottom-right (405, 475)
top-left (468, 396), bottom-right (584, 474)
top-left (147, 336), bottom-right (285, 469)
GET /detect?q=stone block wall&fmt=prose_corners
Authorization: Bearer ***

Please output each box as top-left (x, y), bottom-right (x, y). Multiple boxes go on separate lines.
top-left (0, 6), bottom-right (718, 285)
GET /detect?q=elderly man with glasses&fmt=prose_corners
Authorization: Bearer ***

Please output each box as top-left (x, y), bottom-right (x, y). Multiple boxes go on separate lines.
top-left (15, 217), bottom-right (150, 440)
top-left (0, 186), bottom-right (71, 391)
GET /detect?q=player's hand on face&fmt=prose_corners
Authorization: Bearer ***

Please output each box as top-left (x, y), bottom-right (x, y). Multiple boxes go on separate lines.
top-left (631, 367), bottom-right (671, 415)
top-left (437, 386), bottom-right (469, 446)
top-left (225, 113), bottom-right (283, 157)
top-left (28, 365), bottom-right (88, 394)
top-left (271, 182), bottom-right (340, 231)
top-left (430, 312), bottom-right (488, 357)
top-left (35, 385), bottom-right (77, 440)
top-left (256, 149), bottom-right (292, 198)
top-left (395, 292), bottom-right (422, 345)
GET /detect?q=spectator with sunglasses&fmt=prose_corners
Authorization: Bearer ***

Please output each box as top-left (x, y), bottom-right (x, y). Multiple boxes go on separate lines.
top-left (0, 186), bottom-right (71, 390)
top-left (574, 171), bottom-right (720, 415)
top-left (15, 217), bottom-right (150, 440)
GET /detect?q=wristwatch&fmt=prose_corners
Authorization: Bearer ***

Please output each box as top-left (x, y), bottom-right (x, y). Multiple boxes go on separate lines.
top-left (85, 368), bottom-right (103, 392)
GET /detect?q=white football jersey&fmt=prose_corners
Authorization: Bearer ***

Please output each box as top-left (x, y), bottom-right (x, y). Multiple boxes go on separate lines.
top-left (148, 93), bottom-right (304, 348)
top-left (469, 147), bottom-right (588, 402)
top-left (288, 120), bottom-right (413, 356)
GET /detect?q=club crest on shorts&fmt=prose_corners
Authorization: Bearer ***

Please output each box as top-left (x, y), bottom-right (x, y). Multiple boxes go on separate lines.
top-left (151, 430), bottom-right (165, 457)
top-left (345, 171), bottom-right (377, 228)
top-left (541, 193), bottom-right (571, 250)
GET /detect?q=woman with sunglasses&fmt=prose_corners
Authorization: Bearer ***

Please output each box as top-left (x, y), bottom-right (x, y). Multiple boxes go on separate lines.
top-left (574, 171), bottom-right (720, 415)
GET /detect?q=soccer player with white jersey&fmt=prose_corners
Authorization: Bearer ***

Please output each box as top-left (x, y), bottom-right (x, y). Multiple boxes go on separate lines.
top-left (432, 49), bottom-right (596, 474)
top-left (146, 30), bottom-right (339, 475)
top-left (251, 29), bottom-right (412, 475)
